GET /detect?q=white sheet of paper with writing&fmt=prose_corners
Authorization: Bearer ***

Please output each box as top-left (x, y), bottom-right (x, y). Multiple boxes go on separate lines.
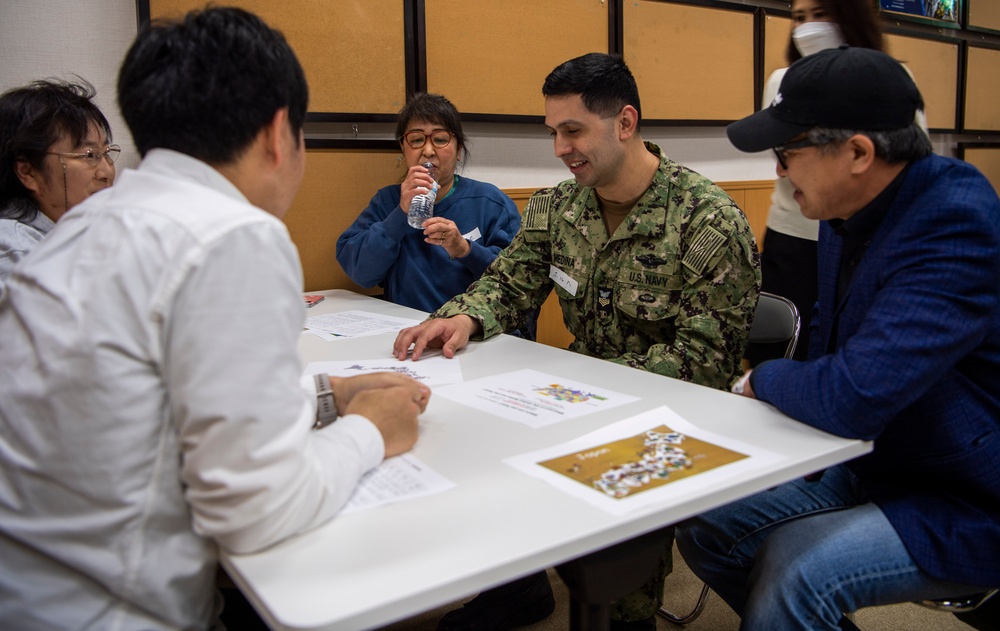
top-left (434, 368), bottom-right (639, 428)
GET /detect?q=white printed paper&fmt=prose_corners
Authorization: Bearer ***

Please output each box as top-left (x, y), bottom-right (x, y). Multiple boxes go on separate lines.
top-left (340, 454), bottom-right (456, 515)
top-left (434, 368), bottom-right (638, 428)
top-left (303, 355), bottom-right (463, 387)
top-left (304, 310), bottom-right (421, 338)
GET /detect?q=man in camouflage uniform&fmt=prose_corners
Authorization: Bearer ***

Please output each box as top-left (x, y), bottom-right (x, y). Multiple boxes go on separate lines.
top-left (394, 53), bottom-right (759, 631)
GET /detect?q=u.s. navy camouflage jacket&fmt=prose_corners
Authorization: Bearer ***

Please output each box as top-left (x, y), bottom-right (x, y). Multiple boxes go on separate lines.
top-left (433, 142), bottom-right (761, 390)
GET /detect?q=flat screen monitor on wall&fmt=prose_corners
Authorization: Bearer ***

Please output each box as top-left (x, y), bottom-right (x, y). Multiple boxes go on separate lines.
top-left (880, 0), bottom-right (961, 27)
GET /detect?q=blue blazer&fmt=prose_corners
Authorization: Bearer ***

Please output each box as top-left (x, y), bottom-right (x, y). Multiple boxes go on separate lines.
top-left (753, 154), bottom-right (1000, 588)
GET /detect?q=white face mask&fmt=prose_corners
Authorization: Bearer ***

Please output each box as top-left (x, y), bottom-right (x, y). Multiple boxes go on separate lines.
top-left (792, 21), bottom-right (847, 58)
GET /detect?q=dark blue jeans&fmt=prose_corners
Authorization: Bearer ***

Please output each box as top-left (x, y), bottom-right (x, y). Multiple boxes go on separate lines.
top-left (676, 465), bottom-right (987, 630)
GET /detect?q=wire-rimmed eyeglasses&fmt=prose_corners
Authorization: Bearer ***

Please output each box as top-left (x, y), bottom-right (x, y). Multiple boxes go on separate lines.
top-left (48, 145), bottom-right (121, 168)
top-left (400, 131), bottom-right (453, 150)
top-left (772, 137), bottom-right (822, 170)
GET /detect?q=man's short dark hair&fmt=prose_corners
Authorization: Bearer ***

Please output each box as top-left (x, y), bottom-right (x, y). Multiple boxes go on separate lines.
top-left (117, 7), bottom-right (308, 164)
top-left (394, 93), bottom-right (469, 163)
top-left (0, 78), bottom-right (112, 217)
top-left (542, 53), bottom-right (642, 127)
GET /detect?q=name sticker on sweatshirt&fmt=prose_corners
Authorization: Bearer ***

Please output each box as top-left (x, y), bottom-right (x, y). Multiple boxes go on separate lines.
top-left (462, 227), bottom-right (482, 242)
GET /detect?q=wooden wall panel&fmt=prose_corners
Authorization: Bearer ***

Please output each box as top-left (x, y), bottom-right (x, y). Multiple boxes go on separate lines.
top-left (969, 0), bottom-right (1000, 33)
top-left (884, 34), bottom-right (959, 130)
top-left (624, 1), bottom-right (755, 121)
top-left (965, 46), bottom-right (1000, 131)
top-left (149, 0), bottom-right (406, 114)
top-left (288, 149), bottom-right (403, 292)
top-left (763, 13), bottom-right (793, 99)
top-left (424, 0), bottom-right (608, 117)
top-left (963, 147), bottom-right (1000, 195)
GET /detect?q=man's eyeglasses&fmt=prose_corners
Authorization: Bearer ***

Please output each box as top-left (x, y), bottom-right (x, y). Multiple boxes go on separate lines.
top-left (772, 137), bottom-right (821, 170)
top-left (48, 145), bottom-right (121, 168)
top-left (400, 131), bottom-right (453, 150)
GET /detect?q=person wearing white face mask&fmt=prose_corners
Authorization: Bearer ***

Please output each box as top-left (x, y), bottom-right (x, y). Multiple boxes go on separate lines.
top-left (750, 0), bottom-right (903, 363)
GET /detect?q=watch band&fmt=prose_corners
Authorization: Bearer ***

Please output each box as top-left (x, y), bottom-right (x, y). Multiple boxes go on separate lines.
top-left (313, 373), bottom-right (338, 430)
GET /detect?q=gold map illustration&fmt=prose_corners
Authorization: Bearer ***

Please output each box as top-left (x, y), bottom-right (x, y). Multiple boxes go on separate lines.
top-left (539, 424), bottom-right (748, 499)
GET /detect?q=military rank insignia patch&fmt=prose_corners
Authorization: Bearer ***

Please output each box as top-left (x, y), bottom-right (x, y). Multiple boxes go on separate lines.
top-left (597, 287), bottom-right (613, 317)
top-left (523, 194), bottom-right (551, 231)
top-left (682, 226), bottom-right (727, 274)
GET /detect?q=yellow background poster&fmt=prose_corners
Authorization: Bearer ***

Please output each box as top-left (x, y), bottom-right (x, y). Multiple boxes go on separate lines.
top-left (539, 425), bottom-right (747, 499)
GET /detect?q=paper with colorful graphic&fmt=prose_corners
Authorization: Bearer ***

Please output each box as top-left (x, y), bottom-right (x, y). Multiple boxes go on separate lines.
top-left (505, 406), bottom-right (784, 514)
top-left (434, 368), bottom-right (638, 428)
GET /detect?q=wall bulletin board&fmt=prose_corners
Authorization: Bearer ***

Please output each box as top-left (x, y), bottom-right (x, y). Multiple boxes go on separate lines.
top-left (762, 13), bottom-right (792, 102)
top-left (968, 0), bottom-right (1000, 34)
top-left (147, 0), bottom-right (408, 117)
top-left (623, 1), bottom-right (755, 122)
top-left (286, 149), bottom-right (404, 292)
top-left (960, 145), bottom-right (1000, 195)
top-left (423, 0), bottom-right (609, 118)
top-left (964, 46), bottom-right (1000, 131)
top-left (884, 34), bottom-right (959, 131)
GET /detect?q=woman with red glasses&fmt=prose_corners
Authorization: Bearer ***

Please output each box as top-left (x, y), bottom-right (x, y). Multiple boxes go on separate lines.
top-left (337, 93), bottom-right (522, 319)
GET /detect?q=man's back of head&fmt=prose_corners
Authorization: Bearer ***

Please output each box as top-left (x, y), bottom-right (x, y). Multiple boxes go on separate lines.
top-left (117, 7), bottom-right (308, 166)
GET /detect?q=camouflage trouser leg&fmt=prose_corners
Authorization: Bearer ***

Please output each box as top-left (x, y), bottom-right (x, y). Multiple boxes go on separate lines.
top-left (609, 527), bottom-right (674, 621)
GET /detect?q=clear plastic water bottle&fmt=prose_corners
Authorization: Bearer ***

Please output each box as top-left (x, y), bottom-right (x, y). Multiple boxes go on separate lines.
top-left (407, 162), bottom-right (438, 228)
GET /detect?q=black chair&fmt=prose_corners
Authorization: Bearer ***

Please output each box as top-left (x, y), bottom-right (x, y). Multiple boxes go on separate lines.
top-left (657, 292), bottom-right (801, 626)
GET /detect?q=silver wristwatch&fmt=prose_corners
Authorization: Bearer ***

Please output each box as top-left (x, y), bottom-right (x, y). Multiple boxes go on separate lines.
top-left (313, 373), bottom-right (338, 430)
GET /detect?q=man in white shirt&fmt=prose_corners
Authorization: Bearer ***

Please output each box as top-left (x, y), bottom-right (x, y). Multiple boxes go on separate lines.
top-left (0, 8), bottom-right (428, 630)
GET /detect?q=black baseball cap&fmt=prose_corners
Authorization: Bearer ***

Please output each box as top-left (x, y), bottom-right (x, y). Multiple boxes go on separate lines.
top-left (727, 46), bottom-right (924, 153)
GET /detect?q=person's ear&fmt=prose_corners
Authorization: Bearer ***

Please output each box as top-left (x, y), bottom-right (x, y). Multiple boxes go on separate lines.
top-left (618, 105), bottom-right (639, 140)
top-left (847, 134), bottom-right (877, 175)
top-left (15, 160), bottom-right (43, 194)
top-left (261, 107), bottom-right (292, 166)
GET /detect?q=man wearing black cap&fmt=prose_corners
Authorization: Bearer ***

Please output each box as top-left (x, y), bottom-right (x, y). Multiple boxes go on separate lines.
top-left (676, 47), bottom-right (1000, 629)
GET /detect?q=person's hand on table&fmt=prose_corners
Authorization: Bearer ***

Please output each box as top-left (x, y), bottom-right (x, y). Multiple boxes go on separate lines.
top-left (333, 373), bottom-right (429, 457)
top-left (421, 217), bottom-right (469, 259)
top-left (331, 373), bottom-right (430, 414)
top-left (393, 315), bottom-right (478, 361)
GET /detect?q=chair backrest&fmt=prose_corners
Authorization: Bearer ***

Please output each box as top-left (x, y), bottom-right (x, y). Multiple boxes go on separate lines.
top-left (746, 292), bottom-right (801, 362)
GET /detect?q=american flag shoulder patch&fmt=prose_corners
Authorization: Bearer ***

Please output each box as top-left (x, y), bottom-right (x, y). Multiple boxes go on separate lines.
top-left (682, 226), bottom-right (727, 274)
top-left (523, 194), bottom-right (551, 231)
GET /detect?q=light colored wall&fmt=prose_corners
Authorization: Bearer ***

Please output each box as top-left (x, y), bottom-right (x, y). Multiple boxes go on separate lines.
top-left (0, 0), bottom-right (140, 169)
top-left (1, 0), bottom-right (955, 189)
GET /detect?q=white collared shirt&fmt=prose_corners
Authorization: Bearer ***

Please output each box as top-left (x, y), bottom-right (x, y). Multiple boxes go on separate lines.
top-left (0, 149), bottom-right (383, 630)
top-left (0, 200), bottom-right (55, 286)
